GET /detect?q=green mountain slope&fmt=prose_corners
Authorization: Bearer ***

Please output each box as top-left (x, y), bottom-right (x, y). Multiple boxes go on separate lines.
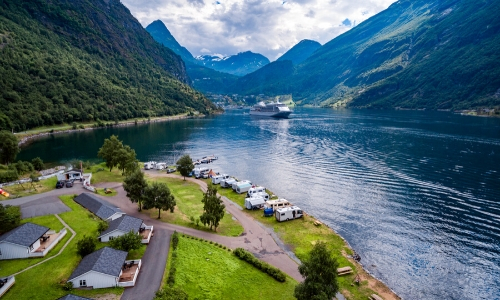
top-left (233, 0), bottom-right (500, 110)
top-left (230, 61), bottom-right (295, 95)
top-left (0, 0), bottom-right (217, 131)
top-left (186, 63), bottom-right (239, 94)
top-left (145, 20), bottom-right (196, 64)
top-left (277, 39), bottom-right (321, 65)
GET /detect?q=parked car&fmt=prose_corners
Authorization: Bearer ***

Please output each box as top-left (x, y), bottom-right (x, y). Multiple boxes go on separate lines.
top-left (66, 179), bottom-right (74, 188)
top-left (56, 180), bottom-right (65, 189)
top-left (166, 168), bottom-right (176, 174)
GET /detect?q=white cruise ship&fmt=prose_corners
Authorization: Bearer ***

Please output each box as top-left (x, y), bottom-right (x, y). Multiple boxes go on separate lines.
top-left (249, 101), bottom-right (292, 118)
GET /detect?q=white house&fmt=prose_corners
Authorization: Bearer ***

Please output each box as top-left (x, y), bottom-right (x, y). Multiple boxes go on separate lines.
top-left (98, 215), bottom-right (153, 244)
top-left (57, 169), bottom-right (83, 181)
top-left (74, 193), bottom-right (125, 221)
top-left (68, 247), bottom-right (141, 289)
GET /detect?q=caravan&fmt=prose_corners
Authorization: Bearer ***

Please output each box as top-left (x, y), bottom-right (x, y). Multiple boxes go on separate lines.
top-left (250, 192), bottom-right (269, 201)
top-left (275, 206), bottom-right (303, 222)
top-left (232, 180), bottom-right (251, 191)
top-left (194, 167), bottom-right (210, 178)
top-left (265, 199), bottom-right (291, 212)
top-left (220, 178), bottom-right (237, 188)
top-left (155, 163), bottom-right (167, 170)
top-left (245, 197), bottom-right (266, 210)
top-left (247, 186), bottom-right (266, 197)
top-left (236, 182), bottom-right (252, 194)
top-left (144, 162), bottom-right (156, 170)
top-left (212, 174), bottom-right (230, 185)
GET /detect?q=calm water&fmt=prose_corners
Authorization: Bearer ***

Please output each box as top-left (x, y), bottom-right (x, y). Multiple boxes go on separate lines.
top-left (18, 108), bottom-right (500, 299)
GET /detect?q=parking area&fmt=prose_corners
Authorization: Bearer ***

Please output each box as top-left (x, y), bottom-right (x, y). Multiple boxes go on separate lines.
top-left (20, 195), bottom-right (71, 218)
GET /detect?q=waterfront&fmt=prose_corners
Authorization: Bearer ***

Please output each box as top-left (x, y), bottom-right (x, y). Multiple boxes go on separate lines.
top-left (18, 108), bottom-right (500, 299)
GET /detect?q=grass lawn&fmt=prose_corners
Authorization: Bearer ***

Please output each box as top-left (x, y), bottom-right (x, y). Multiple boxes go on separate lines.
top-left (215, 186), bottom-right (378, 299)
top-left (127, 244), bottom-right (147, 260)
top-left (0, 195), bottom-right (123, 300)
top-left (2, 176), bottom-right (57, 199)
top-left (88, 162), bottom-right (124, 184)
top-left (142, 176), bottom-right (243, 237)
top-left (168, 235), bottom-right (297, 300)
top-left (95, 187), bottom-right (118, 197)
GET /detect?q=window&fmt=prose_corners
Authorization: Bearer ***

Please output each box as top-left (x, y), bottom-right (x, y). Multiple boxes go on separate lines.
top-left (281, 213), bottom-right (285, 216)
top-left (109, 236), bottom-right (114, 240)
top-left (80, 280), bottom-right (87, 286)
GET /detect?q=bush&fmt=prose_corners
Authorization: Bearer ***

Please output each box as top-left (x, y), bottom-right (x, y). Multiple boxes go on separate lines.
top-left (0, 169), bottom-right (18, 183)
top-left (78, 124), bottom-right (85, 129)
top-left (71, 122), bottom-right (77, 129)
top-left (31, 157), bottom-right (44, 171)
top-left (172, 231), bottom-right (179, 250)
top-left (97, 221), bottom-right (109, 233)
top-left (0, 204), bottom-right (21, 234)
top-left (77, 235), bottom-right (96, 257)
top-left (233, 248), bottom-right (286, 282)
top-left (62, 281), bottom-right (73, 291)
top-left (109, 230), bottom-right (142, 252)
top-left (154, 286), bottom-right (188, 300)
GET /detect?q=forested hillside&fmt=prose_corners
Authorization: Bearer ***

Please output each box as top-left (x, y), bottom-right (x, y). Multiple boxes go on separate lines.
top-left (0, 0), bottom-right (217, 131)
top-left (232, 0), bottom-right (500, 110)
top-left (276, 40), bottom-right (321, 65)
top-left (145, 20), bottom-right (196, 64)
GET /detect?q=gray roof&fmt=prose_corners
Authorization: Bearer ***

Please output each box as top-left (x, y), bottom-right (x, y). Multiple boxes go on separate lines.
top-left (100, 215), bottom-right (143, 237)
top-left (0, 222), bottom-right (49, 247)
top-left (58, 295), bottom-right (93, 300)
top-left (68, 247), bottom-right (127, 280)
top-left (74, 193), bottom-right (123, 220)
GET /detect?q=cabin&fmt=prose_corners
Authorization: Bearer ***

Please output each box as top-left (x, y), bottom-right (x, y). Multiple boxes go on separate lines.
top-left (74, 193), bottom-right (125, 221)
top-left (68, 247), bottom-right (141, 289)
top-left (98, 215), bottom-right (153, 244)
top-left (0, 223), bottom-right (67, 259)
top-left (57, 169), bottom-right (82, 181)
top-left (0, 276), bottom-right (15, 298)
top-left (275, 206), bottom-right (303, 222)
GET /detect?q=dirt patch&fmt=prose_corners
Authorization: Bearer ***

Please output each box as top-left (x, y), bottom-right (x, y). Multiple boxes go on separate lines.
top-left (93, 293), bottom-right (121, 300)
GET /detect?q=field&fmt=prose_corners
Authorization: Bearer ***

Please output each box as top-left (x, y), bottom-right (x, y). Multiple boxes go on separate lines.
top-left (2, 176), bottom-right (57, 199)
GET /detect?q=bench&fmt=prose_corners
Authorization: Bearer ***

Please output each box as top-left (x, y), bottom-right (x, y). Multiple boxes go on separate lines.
top-left (369, 294), bottom-right (383, 300)
top-left (337, 266), bottom-right (353, 276)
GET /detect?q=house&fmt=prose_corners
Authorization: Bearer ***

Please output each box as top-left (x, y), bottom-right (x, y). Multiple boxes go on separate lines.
top-left (98, 215), bottom-right (153, 244)
top-left (57, 169), bottom-right (83, 181)
top-left (57, 294), bottom-right (93, 300)
top-left (0, 276), bottom-right (15, 297)
top-left (68, 247), bottom-right (141, 289)
top-left (0, 222), bottom-right (67, 259)
top-left (74, 193), bottom-right (125, 221)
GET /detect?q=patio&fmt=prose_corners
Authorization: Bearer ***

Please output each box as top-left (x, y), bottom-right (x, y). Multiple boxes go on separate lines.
top-left (118, 259), bottom-right (142, 287)
top-left (34, 232), bottom-right (60, 252)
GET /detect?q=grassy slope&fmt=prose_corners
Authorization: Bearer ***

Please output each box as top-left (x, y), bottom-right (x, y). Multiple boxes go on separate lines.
top-left (142, 176), bottom-right (244, 237)
top-left (170, 236), bottom-right (297, 300)
top-left (2, 176), bottom-right (57, 199)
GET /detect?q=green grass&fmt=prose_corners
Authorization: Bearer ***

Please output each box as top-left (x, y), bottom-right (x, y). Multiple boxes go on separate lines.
top-left (142, 177), bottom-right (244, 237)
top-left (88, 162), bottom-right (124, 184)
top-left (127, 244), bottom-right (147, 260)
top-left (0, 195), bottom-right (123, 299)
top-left (167, 236), bottom-right (297, 300)
top-left (95, 187), bottom-right (118, 197)
top-left (2, 176), bottom-right (57, 199)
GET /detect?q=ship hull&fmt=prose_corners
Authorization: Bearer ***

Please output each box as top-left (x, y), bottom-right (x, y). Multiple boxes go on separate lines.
top-left (249, 110), bottom-right (292, 118)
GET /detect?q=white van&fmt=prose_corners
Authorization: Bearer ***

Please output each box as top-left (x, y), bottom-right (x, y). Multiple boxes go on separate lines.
top-left (220, 178), bottom-right (237, 188)
top-left (275, 206), bottom-right (303, 222)
top-left (212, 174), bottom-right (230, 185)
top-left (247, 186), bottom-right (266, 197)
top-left (245, 197), bottom-right (266, 210)
top-left (265, 199), bottom-right (291, 211)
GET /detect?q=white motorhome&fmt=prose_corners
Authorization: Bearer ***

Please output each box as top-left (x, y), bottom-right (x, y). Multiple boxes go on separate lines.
top-left (194, 167), bottom-right (210, 178)
top-left (265, 198), bottom-right (291, 211)
top-left (247, 186), bottom-right (266, 197)
top-left (212, 174), bottom-right (230, 185)
top-left (236, 182), bottom-right (252, 194)
top-left (144, 161), bottom-right (156, 170)
top-left (232, 180), bottom-right (251, 191)
top-left (250, 192), bottom-right (269, 201)
top-left (275, 206), bottom-right (303, 222)
top-left (155, 163), bottom-right (167, 170)
top-left (220, 178), bottom-right (237, 188)
top-left (245, 197), bottom-right (266, 210)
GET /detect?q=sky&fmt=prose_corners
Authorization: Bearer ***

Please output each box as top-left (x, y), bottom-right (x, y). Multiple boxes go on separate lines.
top-left (121, 0), bottom-right (396, 61)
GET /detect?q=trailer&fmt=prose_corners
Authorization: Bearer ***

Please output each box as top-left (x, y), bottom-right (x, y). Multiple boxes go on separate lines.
top-left (155, 163), bottom-right (167, 170)
top-left (212, 174), bottom-right (230, 184)
top-left (236, 182), bottom-right (252, 194)
top-left (275, 206), bottom-right (303, 222)
top-left (220, 178), bottom-right (237, 188)
top-left (232, 180), bottom-right (251, 191)
top-left (244, 197), bottom-right (266, 210)
top-left (247, 186), bottom-right (266, 197)
top-left (144, 161), bottom-right (156, 170)
top-left (249, 192), bottom-right (269, 201)
top-left (265, 198), bottom-right (291, 212)
top-left (194, 167), bottom-right (209, 178)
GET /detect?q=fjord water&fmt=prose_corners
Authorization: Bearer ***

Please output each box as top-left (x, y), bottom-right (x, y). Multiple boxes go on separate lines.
top-left (18, 108), bottom-right (500, 299)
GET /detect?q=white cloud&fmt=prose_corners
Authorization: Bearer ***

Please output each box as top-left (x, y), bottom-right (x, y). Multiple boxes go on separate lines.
top-left (122, 0), bottom-right (396, 61)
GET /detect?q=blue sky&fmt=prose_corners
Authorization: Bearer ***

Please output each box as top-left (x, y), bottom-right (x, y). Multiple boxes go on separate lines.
top-left (122, 0), bottom-right (396, 60)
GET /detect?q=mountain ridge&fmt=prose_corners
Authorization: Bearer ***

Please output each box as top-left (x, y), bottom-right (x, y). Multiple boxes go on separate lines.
top-left (277, 39), bottom-right (321, 65)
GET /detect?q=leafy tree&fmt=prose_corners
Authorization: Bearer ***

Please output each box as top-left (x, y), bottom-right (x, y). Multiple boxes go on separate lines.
top-left (116, 145), bottom-right (138, 175)
top-left (144, 181), bottom-right (176, 219)
top-left (294, 242), bottom-right (339, 300)
top-left (200, 184), bottom-right (225, 231)
top-left (176, 154), bottom-right (193, 180)
top-left (154, 286), bottom-right (189, 300)
top-left (109, 230), bottom-right (142, 252)
top-left (0, 114), bottom-right (13, 131)
top-left (0, 131), bottom-right (20, 165)
top-left (0, 204), bottom-right (21, 234)
top-left (31, 157), bottom-right (44, 171)
top-left (97, 135), bottom-right (123, 171)
top-left (77, 235), bottom-right (96, 257)
top-left (11, 161), bottom-right (34, 174)
top-left (97, 220), bottom-right (109, 233)
top-left (123, 168), bottom-right (148, 211)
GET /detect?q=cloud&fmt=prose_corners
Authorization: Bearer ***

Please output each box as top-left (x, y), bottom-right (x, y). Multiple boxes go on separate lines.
top-left (200, 48), bottom-right (212, 53)
top-left (122, 0), bottom-right (396, 61)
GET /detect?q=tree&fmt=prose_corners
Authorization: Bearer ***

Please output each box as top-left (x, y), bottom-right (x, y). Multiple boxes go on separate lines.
top-left (154, 286), bottom-right (189, 300)
top-left (31, 157), bottom-right (44, 171)
top-left (77, 235), bottom-right (96, 257)
top-left (0, 131), bottom-right (20, 165)
top-left (294, 242), bottom-right (339, 300)
top-left (123, 168), bottom-right (148, 211)
top-left (176, 154), bottom-right (193, 180)
top-left (116, 145), bottom-right (138, 175)
top-left (200, 184), bottom-right (225, 232)
top-left (97, 220), bottom-right (109, 233)
top-left (109, 230), bottom-right (142, 252)
top-left (144, 181), bottom-right (176, 219)
top-left (0, 204), bottom-right (21, 234)
top-left (97, 135), bottom-right (123, 171)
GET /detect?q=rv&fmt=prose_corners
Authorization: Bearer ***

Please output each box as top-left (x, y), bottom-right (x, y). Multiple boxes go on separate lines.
top-left (247, 186), bottom-right (266, 197)
top-left (212, 174), bottom-right (230, 185)
top-left (194, 167), bottom-right (210, 178)
top-left (155, 163), bottom-right (167, 170)
top-left (250, 192), bottom-right (269, 201)
top-left (265, 199), bottom-right (291, 212)
top-left (236, 182), bottom-right (252, 194)
top-left (144, 161), bottom-right (156, 170)
top-left (245, 197), bottom-right (266, 210)
top-left (232, 180), bottom-right (251, 191)
top-left (275, 206), bottom-right (303, 222)
top-left (220, 178), bottom-right (237, 188)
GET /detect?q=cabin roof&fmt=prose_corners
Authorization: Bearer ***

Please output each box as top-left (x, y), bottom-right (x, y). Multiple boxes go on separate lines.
top-left (74, 193), bottom-right (123, 220)
top-left (100, 215), bottom-right (143, 237)
top-left (0, 222), bottom-right (49, 247)
top-left (68, 247), bottom-right (127, 280)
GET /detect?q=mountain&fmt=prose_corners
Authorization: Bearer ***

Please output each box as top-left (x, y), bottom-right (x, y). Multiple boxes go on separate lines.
top-left (234, 0), bottom-right (500, 110)
top-left (0, 0), bottom-right (217, 131)
top-left (145, 20), bottom-right (196, 64)
top-left (277, 40), bottom-right (321, 65)
top-left (186, 64), bottom-right (239, 94)
top-left (195, 51), bottom-right (270, 76)
top-left (230, 61), bottom-right (295, 95)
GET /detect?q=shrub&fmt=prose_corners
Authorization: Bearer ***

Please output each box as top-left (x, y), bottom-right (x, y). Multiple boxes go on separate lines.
top-left (109, 230), bottom-right (142, 252)
top-left (0, 169), bottom-right (18, 183)
top-left (77, 235), bottom-right (96, 257)
top-left (62, 281), bottom-right (73, 291)
top-left (0, 204), bottom-right (21, 234)
top-left (97, 221), bottom-right (109, 233)
top-left (233, 248), bottom-right (286, 282)
top-left (154, 286), bottom-right (188, 300)
top-left (78, 124), bottom-right (84, 129)
top-left (172, 231), bottom-right (179, 250)
top-left (71, 122), bottom-right (77, 129)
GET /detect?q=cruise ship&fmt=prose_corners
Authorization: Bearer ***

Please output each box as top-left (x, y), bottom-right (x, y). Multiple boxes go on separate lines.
top-left (249, 101), bottom-right (292, 118)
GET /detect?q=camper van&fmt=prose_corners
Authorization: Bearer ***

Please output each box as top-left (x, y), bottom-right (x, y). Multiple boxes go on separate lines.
top-left (155, 163), bottom-right (167, 170)
top-left (275, 206), bottom-right (303, 222)
top-left (247, 186), bottom-right (266, 197)
top-left (144, 161), bottom-right (156, 170)
top-left (220, 178), bottom-right (237, 188)
top-left (194, 167), bottom-right (210, 178)
top-left (212, 174), bottom-right (230, 185)
top-left (250, 192), bottom-right (269, 201)
top-left (265, 199), bottom-right (291, 212)
top-left (236, 182), bottom-right (252, 194)
top-left (245, 197), bottom-right (266, 210)
top-left (232, 180), bottom-right (251, 191)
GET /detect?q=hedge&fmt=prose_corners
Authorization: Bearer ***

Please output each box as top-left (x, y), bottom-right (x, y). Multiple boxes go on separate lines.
top-left (233, 248), bottom-right (286, 282)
